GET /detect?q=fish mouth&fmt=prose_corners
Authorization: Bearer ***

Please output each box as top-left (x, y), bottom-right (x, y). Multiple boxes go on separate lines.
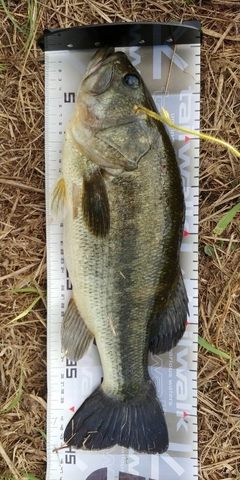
top-left (86, 47), bottom-right (115, 76)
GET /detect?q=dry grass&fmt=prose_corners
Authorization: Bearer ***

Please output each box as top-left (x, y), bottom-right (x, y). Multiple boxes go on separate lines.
top-left (0, 0), bottom-right (239, 479)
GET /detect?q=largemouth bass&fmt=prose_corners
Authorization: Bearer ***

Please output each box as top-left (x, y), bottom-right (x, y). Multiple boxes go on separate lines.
top-left (51, 47), bottom-right (188, 454)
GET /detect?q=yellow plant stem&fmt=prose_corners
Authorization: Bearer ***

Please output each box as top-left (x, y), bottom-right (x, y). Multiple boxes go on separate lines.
top-left (134, 106), bottom-right (240, 158)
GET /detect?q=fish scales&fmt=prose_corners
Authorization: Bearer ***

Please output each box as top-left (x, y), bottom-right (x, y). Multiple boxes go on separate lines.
top-left (51, 47), bottom-right (188, 454)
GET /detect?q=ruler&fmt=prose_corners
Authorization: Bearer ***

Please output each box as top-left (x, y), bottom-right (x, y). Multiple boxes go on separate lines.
top-left (43, 23), bottom-right (200, 480)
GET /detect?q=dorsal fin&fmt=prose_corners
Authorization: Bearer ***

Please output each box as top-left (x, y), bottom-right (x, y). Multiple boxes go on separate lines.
top-left (149, 269), bottom-right (189, 354)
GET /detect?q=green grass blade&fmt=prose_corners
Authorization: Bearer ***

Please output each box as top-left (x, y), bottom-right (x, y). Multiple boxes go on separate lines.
top-left (204, 245), bottom-right (214, 256)
top-left (198, 336), bottom-right (231, 360)
top-left (10, 287), bottom-right (40, 293)
top-left (38, 429), bottom-right (47, 440)
top-left (8, 295), bottom-right (43, 324)
top-left (22, 474), bottom-right (40, 480)
top-left (0, 367), bottom-right (23, 414)
top-left (1, 0), bottom-right (38, 52)
top-left (213, 202), bottom-right (240, 235)
top-left (24, 0), bottom-right (38, 50)
top-left (0, 0), bottom-right (28, 35)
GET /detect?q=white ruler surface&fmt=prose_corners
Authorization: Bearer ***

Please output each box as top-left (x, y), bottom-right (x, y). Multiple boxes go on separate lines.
top-left (45, 42), bottom-right (200, 480)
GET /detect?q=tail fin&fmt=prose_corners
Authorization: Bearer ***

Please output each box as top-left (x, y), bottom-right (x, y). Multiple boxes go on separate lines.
top-left (64, 380), bottom-right (168, 454)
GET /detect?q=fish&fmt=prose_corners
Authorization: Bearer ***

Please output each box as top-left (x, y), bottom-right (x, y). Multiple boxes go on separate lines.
top-left (51, 47), bottom-right (189, 454)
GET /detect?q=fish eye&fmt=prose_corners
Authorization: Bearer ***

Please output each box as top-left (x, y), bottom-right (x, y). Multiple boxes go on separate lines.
top-left (123, 73), bottom-right (140, 88)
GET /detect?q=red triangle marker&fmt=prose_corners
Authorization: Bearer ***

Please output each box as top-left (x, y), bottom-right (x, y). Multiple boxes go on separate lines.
top-left (185, 136), bottom-right (190, 142)
top-left (183, 411), bottom-right (189, 418)
top-left (185, 321), bottom-right (190, 326)
top-left (183, 230), bottom-right (189, 237)
top-left (70, 406), bottom-right (75, 412)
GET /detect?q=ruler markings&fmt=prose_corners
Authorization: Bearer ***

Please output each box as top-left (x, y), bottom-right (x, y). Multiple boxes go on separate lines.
top-left (45, 42), bottom-right (199, 480)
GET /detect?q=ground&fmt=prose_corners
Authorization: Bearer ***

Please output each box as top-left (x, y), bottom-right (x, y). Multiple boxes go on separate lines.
top-left (0, 1), bottom-right (239, 479)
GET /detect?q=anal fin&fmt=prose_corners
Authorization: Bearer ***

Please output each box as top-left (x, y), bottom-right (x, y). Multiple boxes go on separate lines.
top-left (149, 269), bottom-right (189, 354)
top-left (61, 297), bottom-right (94, 361)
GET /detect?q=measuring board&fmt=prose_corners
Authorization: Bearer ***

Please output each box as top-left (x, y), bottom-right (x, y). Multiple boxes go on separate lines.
top-left (42, 22), bottom-right (200, 480)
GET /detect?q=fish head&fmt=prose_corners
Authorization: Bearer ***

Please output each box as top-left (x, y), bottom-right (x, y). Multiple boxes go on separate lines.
top-left (72, 47), bottom-right (158, 172)
top-left (81, 47), bottom-right (147, 112)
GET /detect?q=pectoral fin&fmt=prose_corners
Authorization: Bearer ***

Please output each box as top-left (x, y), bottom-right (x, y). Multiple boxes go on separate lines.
top-left (51, 177), bottom-right (68, 221)
top-left (82, 168), bottom-right (110, 237)
top-left (61, 297), bottom-right (94, 362)
top-left (149, 270), bottom-right (189, 354)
